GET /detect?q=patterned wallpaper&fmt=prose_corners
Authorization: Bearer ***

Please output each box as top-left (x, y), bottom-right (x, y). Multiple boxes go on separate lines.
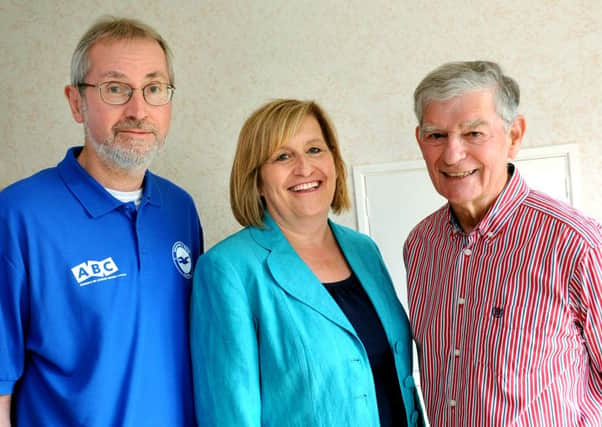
top-left (1, 1), bottom-right (601, 247)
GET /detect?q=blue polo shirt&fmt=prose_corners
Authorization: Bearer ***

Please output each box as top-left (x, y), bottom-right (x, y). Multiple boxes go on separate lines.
top-left (0, 147), bottom-right (203, 426)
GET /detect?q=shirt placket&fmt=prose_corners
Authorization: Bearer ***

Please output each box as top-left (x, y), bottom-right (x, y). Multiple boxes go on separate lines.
top-left (446, 232), bottom-right (477, 421)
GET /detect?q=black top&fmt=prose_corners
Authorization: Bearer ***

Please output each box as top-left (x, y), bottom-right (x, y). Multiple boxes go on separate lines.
top-left (323, 273), bottom-right (407, 427)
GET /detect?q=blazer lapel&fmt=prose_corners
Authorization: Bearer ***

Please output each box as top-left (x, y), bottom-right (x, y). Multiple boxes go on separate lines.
top-left (332, 222), bottom-right (397, 341)
top-left (250, 214), bottom-right (356, 336)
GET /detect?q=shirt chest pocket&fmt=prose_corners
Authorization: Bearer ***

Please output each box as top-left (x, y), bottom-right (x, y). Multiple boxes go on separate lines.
top-left (470, 309), bottom-right (551, 375)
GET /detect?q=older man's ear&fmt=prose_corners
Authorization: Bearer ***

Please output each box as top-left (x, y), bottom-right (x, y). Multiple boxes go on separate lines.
top-left (507, 115), bottom-right (526, 160)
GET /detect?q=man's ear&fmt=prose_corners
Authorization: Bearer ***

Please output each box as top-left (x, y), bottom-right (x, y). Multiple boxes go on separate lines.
top-left (507, 115), bottom-right (526, 160)
top-left (65, 85), bottom-right (85, 123)
top-left (415, 126), bottom-right (422, 144)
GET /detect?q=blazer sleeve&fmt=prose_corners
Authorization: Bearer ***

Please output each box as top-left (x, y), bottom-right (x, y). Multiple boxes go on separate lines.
top-left (190, 253), bottom-right (261, 427)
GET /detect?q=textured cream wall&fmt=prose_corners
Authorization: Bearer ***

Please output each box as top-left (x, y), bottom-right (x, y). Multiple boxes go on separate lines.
top-left (1, 1), bottom-right (601, 247)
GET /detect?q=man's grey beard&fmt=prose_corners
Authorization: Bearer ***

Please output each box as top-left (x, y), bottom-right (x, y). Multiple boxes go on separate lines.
top-left (82, 104), bottom-right (165, 172)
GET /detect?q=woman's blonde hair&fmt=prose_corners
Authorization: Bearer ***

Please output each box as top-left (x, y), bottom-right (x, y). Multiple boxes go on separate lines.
top-left (230, 99), bottom-right (350, 227)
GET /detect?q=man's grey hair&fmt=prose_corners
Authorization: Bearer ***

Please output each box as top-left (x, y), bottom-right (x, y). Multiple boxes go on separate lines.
top-left (414, 61), bottom-right (520, 127)
top-left (70, 16), bottom-right (174, 87)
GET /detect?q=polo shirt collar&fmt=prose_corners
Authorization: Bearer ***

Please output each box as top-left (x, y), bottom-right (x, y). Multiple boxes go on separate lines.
top-left (57, 146), bottom-right (162, 218)
top-left (447, 163), bottom-right (529, 238)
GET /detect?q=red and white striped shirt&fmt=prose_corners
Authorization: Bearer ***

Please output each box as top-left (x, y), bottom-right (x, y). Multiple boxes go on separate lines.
top-left (404, 166), bottom-right (602, 426)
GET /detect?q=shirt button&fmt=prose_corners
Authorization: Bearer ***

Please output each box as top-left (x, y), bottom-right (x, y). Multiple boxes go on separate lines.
top-left (449, 400), bottom-right (457, 407)
top-left (454, 349), bottom-right (460, 356)
top-left (463, 248), bottom-right (472, 256)
top-left (487, 231), bottom-right (495, 238)
top-left (458, 297), bottom-right (465, 305)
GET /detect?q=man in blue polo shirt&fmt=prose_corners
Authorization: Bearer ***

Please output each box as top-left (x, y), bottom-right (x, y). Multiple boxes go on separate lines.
top-left (0, 17), bottom-right (203, 426)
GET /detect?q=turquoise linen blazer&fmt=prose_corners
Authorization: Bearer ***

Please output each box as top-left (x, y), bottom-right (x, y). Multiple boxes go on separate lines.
top-left (191, 214), bottom-right (423, 426)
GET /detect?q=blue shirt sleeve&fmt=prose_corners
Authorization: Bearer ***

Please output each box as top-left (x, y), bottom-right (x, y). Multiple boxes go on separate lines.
top-left (0, 215), bottom-right (27, 395)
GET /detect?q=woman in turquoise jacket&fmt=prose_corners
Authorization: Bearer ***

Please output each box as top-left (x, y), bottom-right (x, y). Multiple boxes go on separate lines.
top-left (190, 99), bottom-right (423, 427)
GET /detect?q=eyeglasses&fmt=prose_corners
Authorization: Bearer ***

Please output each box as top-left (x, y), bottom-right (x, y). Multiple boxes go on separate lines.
top-left (78, 81), bottom-right (175, 106)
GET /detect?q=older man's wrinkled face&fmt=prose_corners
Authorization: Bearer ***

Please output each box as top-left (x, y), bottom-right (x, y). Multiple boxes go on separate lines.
top-left (416, 89), bottom-right (524, 221)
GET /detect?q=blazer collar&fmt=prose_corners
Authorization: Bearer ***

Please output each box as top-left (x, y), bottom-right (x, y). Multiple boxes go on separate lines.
top-left (249, 213), bottom-right (356, 335)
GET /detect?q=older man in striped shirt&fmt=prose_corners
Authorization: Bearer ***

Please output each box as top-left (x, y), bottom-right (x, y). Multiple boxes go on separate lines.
top-left (404, 61), bottom-right (602, 426)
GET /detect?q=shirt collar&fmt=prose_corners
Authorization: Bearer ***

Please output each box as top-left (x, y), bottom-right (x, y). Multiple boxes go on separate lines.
top-left (447, 163), bottom-right (530, 238)
top-left (57, 146), bottom-right (161, 218)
